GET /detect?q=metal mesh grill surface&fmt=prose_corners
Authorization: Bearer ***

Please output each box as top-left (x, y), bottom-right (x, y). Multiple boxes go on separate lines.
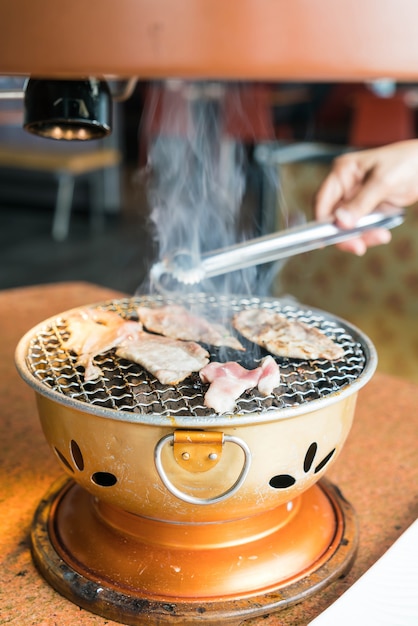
top-left (23, 295), bottom-right (369, 417)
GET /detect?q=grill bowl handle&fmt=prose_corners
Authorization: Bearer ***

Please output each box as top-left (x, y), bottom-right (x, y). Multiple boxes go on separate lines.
top-left (154, 432), bottom-right (252, 505)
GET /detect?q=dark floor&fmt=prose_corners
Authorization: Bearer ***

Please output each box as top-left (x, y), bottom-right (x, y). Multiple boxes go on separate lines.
top-left (0, 171), bottom-right (157, 295)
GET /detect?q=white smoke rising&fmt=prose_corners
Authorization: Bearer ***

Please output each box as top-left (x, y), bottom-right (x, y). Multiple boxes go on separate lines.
top-left (140, 80), bottom-right (264, 296)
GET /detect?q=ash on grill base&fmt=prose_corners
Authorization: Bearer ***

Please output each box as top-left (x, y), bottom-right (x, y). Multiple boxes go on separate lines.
top-left (27, 296), bottom-right (367, 417)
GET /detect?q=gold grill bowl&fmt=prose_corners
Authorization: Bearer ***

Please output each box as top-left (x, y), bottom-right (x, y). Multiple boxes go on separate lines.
top-left (15, 294), bottom-right (377, 524)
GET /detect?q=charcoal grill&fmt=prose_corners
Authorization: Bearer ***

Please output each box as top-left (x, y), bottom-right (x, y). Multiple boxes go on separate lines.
top-left (22, 293), bottom-right (369, 417)
top-left (15, 294), bottom-right (376, 625)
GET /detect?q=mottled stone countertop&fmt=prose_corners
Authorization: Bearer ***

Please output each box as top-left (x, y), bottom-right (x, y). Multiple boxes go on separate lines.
top-left (1, 282), bottom-right (417, 625)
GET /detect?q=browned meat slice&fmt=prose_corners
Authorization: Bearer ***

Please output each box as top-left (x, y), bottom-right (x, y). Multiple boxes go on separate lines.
top-left (137, 304), bottom-right (244, 351)
top-left (116, 333), bottom-right (210, 385)
top-left (63, 308), bottom-right (143, 381)
top-left (199, 356), bottom-right (280, 413)
top-left (233, 308), bottom-right (345, 361)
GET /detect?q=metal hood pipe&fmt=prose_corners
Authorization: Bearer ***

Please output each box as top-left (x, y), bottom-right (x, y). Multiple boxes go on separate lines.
top-left (1, 0), bottom-right (418, 80)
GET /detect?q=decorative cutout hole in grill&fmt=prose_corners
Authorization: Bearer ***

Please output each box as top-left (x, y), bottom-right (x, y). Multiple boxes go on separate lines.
top-left (24, 295), bottom-right (369, 418)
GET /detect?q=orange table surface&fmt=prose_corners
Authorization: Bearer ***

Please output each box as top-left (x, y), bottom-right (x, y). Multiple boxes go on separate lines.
top-left (1, 282), bottom-right (417, 625)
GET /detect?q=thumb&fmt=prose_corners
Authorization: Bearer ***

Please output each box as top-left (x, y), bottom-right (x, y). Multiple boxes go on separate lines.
top-left (335, 180), bottom-right (387, 226)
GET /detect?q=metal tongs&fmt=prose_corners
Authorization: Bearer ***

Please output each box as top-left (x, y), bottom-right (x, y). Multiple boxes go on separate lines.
top-left (151, 207), bottom-right (405, 287)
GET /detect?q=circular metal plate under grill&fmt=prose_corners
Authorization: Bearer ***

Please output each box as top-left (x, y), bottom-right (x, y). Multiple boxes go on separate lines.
top-left (18, 294), bottom-right (376, 424)
top-left (31, 475), bottom-right (358, 626)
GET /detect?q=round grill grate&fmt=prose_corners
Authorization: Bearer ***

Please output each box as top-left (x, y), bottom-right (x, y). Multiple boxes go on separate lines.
top-left (24, 295), bottom-right (369, 418)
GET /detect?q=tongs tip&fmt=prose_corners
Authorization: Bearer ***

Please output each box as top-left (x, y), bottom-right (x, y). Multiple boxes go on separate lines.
top-left (150, 251), bottom-right (205, 291)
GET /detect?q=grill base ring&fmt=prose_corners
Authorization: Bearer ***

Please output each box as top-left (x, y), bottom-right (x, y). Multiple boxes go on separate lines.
top-left (31, 475), bottom-right (357, 625)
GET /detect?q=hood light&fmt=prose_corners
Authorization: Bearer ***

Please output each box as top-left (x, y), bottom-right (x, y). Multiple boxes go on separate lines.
top-left (23, 78), bottom-right (112, 140)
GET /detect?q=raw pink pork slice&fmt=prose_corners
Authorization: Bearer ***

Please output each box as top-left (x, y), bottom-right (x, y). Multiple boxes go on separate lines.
top-left (63, 308), bottom-right (143, 381)
top-left (137, 304), bottom-right (244, 351)
top-left (199, 355), bottom-right (280, 413)
top-left (116, 334), bottom-right (210, 385)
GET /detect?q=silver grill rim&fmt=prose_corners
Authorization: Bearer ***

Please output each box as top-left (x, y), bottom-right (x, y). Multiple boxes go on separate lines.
top-left (15, 294), bottom-right (377, 427)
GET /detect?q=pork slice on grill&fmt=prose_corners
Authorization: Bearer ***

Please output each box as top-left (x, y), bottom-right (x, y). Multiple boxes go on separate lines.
top-left (233, 308), bottom-right (345, 361)
top-left (136, 304), bottom-right (245, 351)
top-left (257, 355), bottom-right (282, 396)
top-left (116, 333), bottom-right (210, 385)
top-left (63, 309), bottom-right (144, 381)
top-left (199, 356), bottom-right (280, 413)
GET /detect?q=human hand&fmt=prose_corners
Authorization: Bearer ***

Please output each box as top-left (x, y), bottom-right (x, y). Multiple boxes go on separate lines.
top-left (314, 140), bottom-right (418, 254)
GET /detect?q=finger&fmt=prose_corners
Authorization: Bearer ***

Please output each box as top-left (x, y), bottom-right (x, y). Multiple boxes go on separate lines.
top-left (336, 228), bottom-right (392, 254)
top-left (337, 238), bottom-right (367, 255)
top-left (315, 156), bottom-right (367, 220)
top-left (337, 177), bottom-right (389, 222)
top-left (315, 172), bottom-right (346, 221)
top-left (361, 228), bottom-right (392, 247)
top-left (335, 207), bottom-right (357, 228)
